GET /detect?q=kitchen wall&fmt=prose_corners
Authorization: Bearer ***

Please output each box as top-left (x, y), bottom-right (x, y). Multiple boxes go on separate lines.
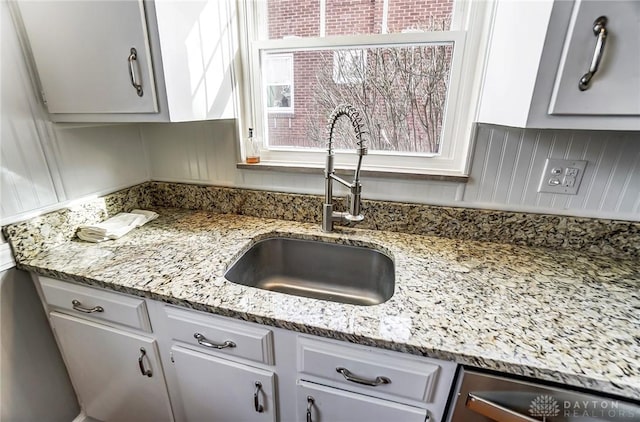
top-left (142, 119), bottom-right (640, 221)
top-left (1, 0), bottom-right (59, 221)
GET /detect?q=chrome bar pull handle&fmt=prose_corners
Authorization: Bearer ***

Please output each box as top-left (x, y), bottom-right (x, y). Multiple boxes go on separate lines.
top-left (71, 299), bottom-right (104, 314)
top-left (253, 381), bottom-right (264, 413)
top-left (193, 333), bottom-right (236, 349)
top-left (579, 16), bottom-right (608, 91)
top-left (138, 348), bottom-right (152, 377)
top-left (128, 47), bottom-right (144, 97)
top-left (336, 367), bottom-right (391, 386)
top-left (466, 393), bottom-right (537, 422)
top-left (306, 396), bottom-right (314, 422)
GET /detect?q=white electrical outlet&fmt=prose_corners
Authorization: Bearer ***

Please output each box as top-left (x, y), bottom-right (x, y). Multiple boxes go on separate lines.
top-left (538, 158), bottom-right (587, 195)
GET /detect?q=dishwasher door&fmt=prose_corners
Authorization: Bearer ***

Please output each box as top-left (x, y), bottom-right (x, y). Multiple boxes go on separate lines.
top-left (448, 369), bottom-right (640, 422)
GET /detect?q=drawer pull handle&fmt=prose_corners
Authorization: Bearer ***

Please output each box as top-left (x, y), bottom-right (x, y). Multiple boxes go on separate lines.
top-left (306, 395), bottom-right (314, 422)
top-left (71, 299), bottom-right (104, 314)
top-left (254, 381), bottom-right (264, 413)
top-left (336, 367), bottom-right (391, 386)
top-left (138, 347), bottom-right (153, 377)
top-left (578, 16), bottom-right (608, 91)
top-left (193, 332), bottom-right (236, 349)
top-left (466, 393), bottom-right (534, 422)
top-left (127, 47), bottom-right (144, 97)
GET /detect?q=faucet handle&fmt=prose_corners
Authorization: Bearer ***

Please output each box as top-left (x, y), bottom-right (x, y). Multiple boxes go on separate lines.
top-left (344, 213), bottom-right (364, 223)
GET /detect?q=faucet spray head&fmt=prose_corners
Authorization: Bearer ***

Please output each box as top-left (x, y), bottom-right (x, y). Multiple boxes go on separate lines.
top-left (326, 104), bottom-right (366, 153)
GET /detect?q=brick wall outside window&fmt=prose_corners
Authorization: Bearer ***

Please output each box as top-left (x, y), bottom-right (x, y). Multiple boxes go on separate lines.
top-left (264, 0), bottom-right (453, 152)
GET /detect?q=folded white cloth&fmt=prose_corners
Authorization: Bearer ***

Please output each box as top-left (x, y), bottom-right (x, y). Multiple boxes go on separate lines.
top-left (77, 209), bottom-right (159, 243)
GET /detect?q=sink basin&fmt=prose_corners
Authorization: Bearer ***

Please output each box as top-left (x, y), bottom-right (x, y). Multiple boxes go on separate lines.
top-left (224, 237), bottom-right (394, 306)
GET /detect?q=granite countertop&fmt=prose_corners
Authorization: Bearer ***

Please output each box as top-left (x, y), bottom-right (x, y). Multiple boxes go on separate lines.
top-left (11, 208), bottom-right (640, 401)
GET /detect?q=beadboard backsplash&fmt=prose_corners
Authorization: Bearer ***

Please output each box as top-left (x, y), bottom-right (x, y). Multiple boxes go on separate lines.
top-left (142, 120), bottom-right (640, 221)
top-left (465, 124), bottom-right (640, 219)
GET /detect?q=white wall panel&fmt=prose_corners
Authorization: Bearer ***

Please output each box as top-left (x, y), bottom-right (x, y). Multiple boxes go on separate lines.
top-left (464, 125), bottom-right (640, 220)
top-left (0, 241), bottom-right (15, 272)
top-left (50, 124), bottom-right (149, 199)
top-left (1, 1), bottom-right (59, 221)
top-left (142, 119), bottom-right (464, 203)
top-left (615, 150), bottom-right (640, 214)
top-left (143, 120), bottom-right (238, 185)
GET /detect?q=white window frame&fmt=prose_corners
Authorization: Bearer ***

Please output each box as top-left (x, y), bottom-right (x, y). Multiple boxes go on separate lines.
top-left (263, 53), bottom-right (294, 113)
top-left (237, 0), bottom-right (495, 177)
top-left (333, 49), bottom-right (366, 84)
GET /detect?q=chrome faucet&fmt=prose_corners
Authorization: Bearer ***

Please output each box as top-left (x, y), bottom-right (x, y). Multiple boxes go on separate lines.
top-left (322, 104), bottom-right (368, 232)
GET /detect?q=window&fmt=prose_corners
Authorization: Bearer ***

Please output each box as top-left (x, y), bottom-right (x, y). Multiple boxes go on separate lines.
top-left (239, 0), bottom-right (492, 176)
top-left (263, 53), bottom-right (294, 113)
top-left (333, 49), bottom-right (366, 85)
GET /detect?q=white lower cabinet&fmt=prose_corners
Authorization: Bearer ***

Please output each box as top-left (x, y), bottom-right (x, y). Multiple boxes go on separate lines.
top-left (36, 276), bottom-right (456, 422)
top-left (170, 345), bottom-right (276, 422)
top-left (298, 381), bottom-right (428, 422)
top-left (296, 336), bottom-right (455, 421)
top-left (50, 312), bottom-right (173, 422)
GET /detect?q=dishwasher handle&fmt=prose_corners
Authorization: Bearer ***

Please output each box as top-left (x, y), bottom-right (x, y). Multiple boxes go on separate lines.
top-left (466, 393), bottom-right (539, 422)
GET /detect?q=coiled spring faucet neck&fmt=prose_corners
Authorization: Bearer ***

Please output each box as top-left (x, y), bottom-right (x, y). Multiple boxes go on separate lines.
top-left (322, 104), bottom-right (368, 232)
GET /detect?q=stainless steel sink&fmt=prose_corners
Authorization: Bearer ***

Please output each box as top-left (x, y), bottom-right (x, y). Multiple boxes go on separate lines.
top-left (224, 237), bottom-right (394, 306)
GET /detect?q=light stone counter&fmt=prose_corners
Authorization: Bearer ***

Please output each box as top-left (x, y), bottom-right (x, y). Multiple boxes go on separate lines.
top-left (8, 208), bottom-right (639, 402)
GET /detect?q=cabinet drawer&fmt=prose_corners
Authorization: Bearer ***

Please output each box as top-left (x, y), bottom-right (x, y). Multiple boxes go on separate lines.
top-left (39, 276), bottom-right (151, 332)
top-left (165, 306), bottom-right (274, 365)
top-left (298, 336), bottom-right (454, 404)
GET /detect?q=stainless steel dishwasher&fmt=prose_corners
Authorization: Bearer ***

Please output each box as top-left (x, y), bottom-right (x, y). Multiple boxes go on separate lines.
top-left (448, 368), bottom-right (640, 421)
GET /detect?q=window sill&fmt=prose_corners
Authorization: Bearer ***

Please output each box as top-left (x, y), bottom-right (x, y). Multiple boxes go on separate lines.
top-left (236, 162), bottom-right (469, 183)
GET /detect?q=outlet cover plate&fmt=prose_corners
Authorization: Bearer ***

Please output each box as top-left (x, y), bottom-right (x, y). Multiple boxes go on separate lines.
top-left (538, 158), bottom-right (587, 195)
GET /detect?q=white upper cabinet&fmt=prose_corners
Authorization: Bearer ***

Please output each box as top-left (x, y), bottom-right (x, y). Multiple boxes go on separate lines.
top-left (12, 0), bottom-right (237, 123)
top-left (153, 0), bottom-right (238, 122)
top-left (17, 1), bottom-right (159, 115)
top-left (478, 0), bottom-right (640, 130)
top-left (549, 1), bottom-right (640, 116)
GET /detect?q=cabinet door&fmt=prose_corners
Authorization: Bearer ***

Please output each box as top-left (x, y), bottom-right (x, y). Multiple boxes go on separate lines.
top-left (171, 346), bottom-right (277, 422)
top-left (549, 1), bottom-right (640, 115)
top-left (17, 0), bottom-right (158, 114)
top-left (50, 313), bottom-right (173, 422)
top-left (297, 381), bottom-right (428, 422)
